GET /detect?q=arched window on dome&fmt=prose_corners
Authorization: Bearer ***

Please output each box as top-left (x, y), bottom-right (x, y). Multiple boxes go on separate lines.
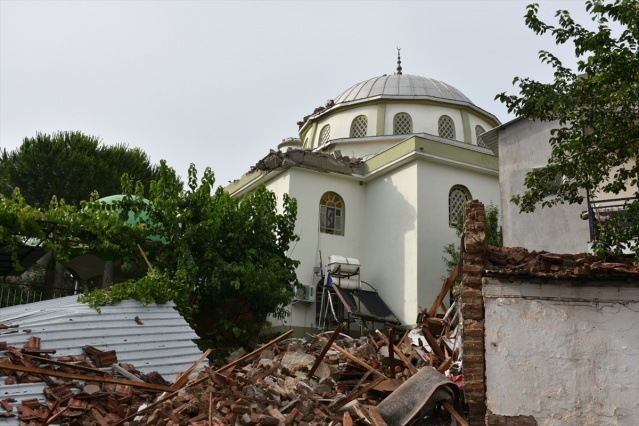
top-left (318, 125), bottom-right (331, 145)
top-left (475, 125), bottom-right (489, 148)
top-left (350, 115), bottom-right (368, 138)
top-left (449, 185), bottom-right (471, 227)
top-left (438, 115), bottom-right (456, 140)
top-left (393, 113), bottom-right (412, 135)
top-left (319, 192), bottom-right (344, 236)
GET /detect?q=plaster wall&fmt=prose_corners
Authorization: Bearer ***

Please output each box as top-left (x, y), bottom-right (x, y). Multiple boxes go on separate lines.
top-left (311, 102), bottom-right (495, 149)
top-left (265, 169), bottom-right (365, 331)
top-left (469, 116), bottom-right (495, 145)
top-left (363, 162), bottom-right (419, 324)
top-left (312, 104), bottom-right (379, 147)
top-left (384, 103), bottom-right (464, 141)
top-left (498, 120), bottom-right (590, 253)
top-left (416, 160), bottom-right (500, 308)
top-left (484, 281), bottom-right (639, 425)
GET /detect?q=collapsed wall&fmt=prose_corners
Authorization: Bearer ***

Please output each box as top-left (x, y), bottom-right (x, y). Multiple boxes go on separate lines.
top-left (461, 201), bottom-right (639, 426)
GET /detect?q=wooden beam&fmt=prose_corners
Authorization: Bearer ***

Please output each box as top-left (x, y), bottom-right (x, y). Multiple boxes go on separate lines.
top-left (443, 402), bottom-right (469, 426)
top-left (308, 323), bottom-right (345, 379)
top-left (316, 335), bottom-right (386, 378)
top-left (217, 329), bottom-right (294, 373)
top-left (22, 354), bottom-right (108, 376)
top-left (428, 259), bottom-right (461, 318)
top-left (375, 330), bottom-right (417, 376)
top-left (327, 376), bottom-right (386, 412)
top-left (173, 348), bottom-right (212, 388)
top-left (0, 363), bottom-right (175, 392)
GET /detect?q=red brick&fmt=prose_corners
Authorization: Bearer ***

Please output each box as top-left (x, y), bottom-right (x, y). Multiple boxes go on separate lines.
top-left (463, 339), bottom-right (485, 351)
top-left (462, 287), bottom-right (482, 298)
top-left (462, 295), bottom-right (483, 306)
top-left (462, 354), bottom-right (485, 364)
top-left (463, 252), bottom-right (484, 263)
top-left (461, 276), bottom-right (482, 286)
top-left (463, 264), bottom-right (483, 274)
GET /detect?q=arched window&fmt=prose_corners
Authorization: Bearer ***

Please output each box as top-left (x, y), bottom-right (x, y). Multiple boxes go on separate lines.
top-left (438, 115), bottom-right (456, 140)
top-left (350, 115), bottom-right (368, 138)
top-left (449, 185), bottom-right (471, 227)
top-left (475, 125), bottom-right (489, 148)
top-left (393, 113), bottom-right (412, 134)
top-left (319, 192), bottom-right (344, 235)
top-left (319, 124), bottom-right (331, 145)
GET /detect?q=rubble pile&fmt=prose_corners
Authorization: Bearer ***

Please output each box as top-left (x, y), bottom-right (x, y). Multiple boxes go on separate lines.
top-left (486, 246), bottom-right (639, 278)
top-left (0, 306), bottom-right (466, 426)
top-left (248, 149), bottom-right (364, 176)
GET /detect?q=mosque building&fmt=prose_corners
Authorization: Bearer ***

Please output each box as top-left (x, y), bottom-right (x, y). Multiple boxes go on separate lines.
top-left (226, 53), bottom-right (501, 332)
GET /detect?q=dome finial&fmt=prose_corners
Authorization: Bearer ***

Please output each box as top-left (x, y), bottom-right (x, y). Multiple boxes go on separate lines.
top-left (395, 46), bottom-right (403, 75)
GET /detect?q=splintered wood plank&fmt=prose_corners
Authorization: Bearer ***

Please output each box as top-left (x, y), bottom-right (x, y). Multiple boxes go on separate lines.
top-left (375, 330), bottom-right (417, 376)
top-left (443, 402), bottom-right (469, 426)
top-left (217, 330), bottom-right (294, 373)
top-left (429, 259), bottom-right (461, 317)
top-left (308, 322), bottom-right (346, 379)
top-left (173, 348), bottom-right (213, 389)
top-left (366, 405), bottom-right (389, 426)
top-left (327, 375), bottom-right (386, 412)
top-left (343, 411), bottom-right (353, 426)
top-left (316, 335), bottom-right (386, 378)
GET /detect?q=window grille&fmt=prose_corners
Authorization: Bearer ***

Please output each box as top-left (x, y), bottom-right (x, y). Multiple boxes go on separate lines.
top-left (319, 125), bottom-right (331, 145)
top-left (438, 115), bottom-right (456, 140)
top-left (449, 185), bottom-right (471, 227)
top-left (475, 125), bottom-right (489, 148)
top-left (350, 115), bottom-right (368, 138)
top-left (319, 192), bottom-right (344, 235)
top-left (393, 113), bottom-right (412, 134)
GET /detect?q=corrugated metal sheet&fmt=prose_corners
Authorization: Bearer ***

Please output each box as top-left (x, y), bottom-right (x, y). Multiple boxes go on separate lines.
top-left (0, 296), bottom-right (204, 423)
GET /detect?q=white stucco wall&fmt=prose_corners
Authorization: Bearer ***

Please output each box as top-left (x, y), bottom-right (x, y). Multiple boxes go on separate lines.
top-left (264, 168), bottom-right (366, 331)
top-left (416, 160), bottom-right (500, 309)
top-left (363, 162), bottom-right (420, 325)
top-left (484, 280), bottom-right (639, 425)
top-left (310, 102), bottom-right (496, 149)
top-left (497, 120), bottom-right (590, 253)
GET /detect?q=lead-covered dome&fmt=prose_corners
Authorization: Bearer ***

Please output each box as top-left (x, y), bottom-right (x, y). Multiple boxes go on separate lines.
top-left (333, 74), bottom-right (473, 106)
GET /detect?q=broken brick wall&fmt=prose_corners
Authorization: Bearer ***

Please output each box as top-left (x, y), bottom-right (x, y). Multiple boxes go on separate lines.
top-left (461, 200), bottom-right (488, 426)
top-left (462, 200), bottom-right (639, 425)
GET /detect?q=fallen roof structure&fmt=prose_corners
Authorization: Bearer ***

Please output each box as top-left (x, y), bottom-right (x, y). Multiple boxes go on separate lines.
top-left (0, 296), bottom-right (203, 424)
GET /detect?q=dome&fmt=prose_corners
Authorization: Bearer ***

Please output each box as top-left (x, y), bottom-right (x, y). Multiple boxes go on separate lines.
top-left (333, 74), bottom-right (473, 106)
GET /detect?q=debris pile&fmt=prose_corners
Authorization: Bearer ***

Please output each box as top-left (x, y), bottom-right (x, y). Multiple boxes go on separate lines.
top-left (248, 149), bottom-right (364, 176)
top-left (0, 298), bottom-right (467, 426)
top-left (486, 246), bottom-right (639, 278)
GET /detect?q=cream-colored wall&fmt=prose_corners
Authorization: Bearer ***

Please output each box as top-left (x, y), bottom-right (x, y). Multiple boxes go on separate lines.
top-left (308, 102), bottom-right (496, 149)
top-left (311, 105), bottom-right (379, 148)
top-left (384, 104), bottom-right (462, 142)
top-left (416, 160), bottom-right (500, 309)
top-left (261, 143), bottom-right (499, 330)
top-left (264, 168), bottom-right (365, 332)
top-left (362, 163), bottom-right (420, 325)
top-left (469, 116), bottom-right (496, 145)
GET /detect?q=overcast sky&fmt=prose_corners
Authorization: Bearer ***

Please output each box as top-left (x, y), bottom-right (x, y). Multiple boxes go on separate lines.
top-left (1, 1), bottom-right (599, 189)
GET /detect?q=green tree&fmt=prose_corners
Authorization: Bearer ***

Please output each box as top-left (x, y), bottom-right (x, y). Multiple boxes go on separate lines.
top-left (0, 131), bottom-right (160, 209)
top-left (79, 162), bottom-right (300, 351)
top-left (496, 1), bottom-right (639, 257)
